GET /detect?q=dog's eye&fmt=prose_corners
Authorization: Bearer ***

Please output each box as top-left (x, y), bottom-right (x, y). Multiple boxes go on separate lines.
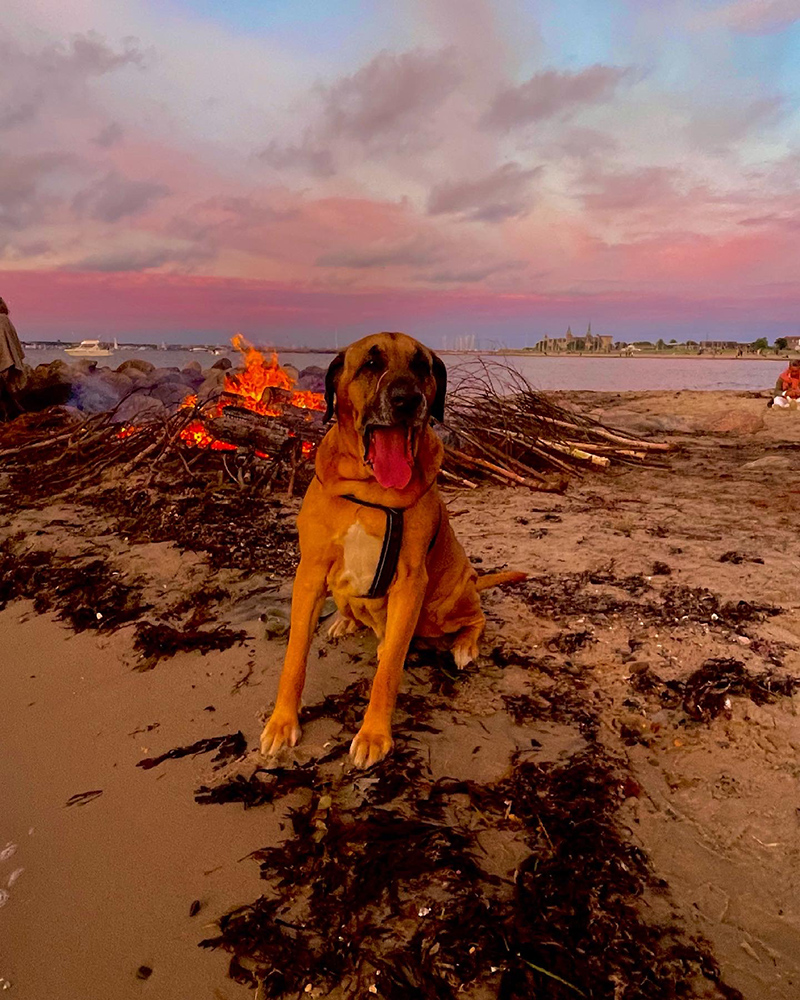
top-left (410, 353), bottom-right (431, 377)
top-left (361, 355), bottom-right (385, 374)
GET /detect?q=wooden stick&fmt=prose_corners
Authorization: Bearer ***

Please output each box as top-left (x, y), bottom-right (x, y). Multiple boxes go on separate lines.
top-left (538, 438), bottom-right (611, 468)
top-left (445, 446), bottom-right (545, 489)
top-left (453, 427), bottom-right (549, 481)
top-left (532, 414), bottom-right (672, 451)
top-left (438, 467), bottom-right (478, 489)
top-left (0, 424), bottom-right (87, 458)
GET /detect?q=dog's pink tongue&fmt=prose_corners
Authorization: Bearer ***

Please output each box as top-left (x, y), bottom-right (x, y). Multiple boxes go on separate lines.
top-left (369, 427), bottom-right (412, 489)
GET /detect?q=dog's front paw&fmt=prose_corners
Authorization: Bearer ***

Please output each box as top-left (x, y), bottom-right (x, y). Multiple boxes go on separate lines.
top-left (349, 726), bottom-right (393, 768)
top-left (260, 710), bottom-right (301, 756)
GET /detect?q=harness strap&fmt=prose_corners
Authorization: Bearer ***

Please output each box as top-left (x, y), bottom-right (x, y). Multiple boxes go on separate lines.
top-left (342, 494), bottom-right (404, 599)
top-left (315, 473), bottom-right (441, 600)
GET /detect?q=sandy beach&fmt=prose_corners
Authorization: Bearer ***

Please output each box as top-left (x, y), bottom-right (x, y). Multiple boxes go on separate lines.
top-left (2, 390), bottom-right (799, 999)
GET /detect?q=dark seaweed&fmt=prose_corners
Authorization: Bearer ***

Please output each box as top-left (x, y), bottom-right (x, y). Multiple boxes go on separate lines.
top-left (133, 621), bottom-right (249, 667)
top-left (630, 657), bottom-right (800, 722)
top-left (137, 731), bottom-right (247, 771)
top-left (65, 789), bottom-right (103, 807)
top-left (95, 485), bottom-right (301, 576)
top-left (196, 674), bottom-right (741, 1000)
top-left (0, 536), bottom-right (149, 630)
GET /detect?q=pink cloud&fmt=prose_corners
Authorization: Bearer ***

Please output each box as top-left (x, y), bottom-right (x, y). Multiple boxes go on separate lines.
top-left (3, 269), bottom-right (799, 344)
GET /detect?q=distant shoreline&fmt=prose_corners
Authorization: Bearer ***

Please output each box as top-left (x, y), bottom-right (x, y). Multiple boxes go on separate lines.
top-left (492, 350), bottom-right (796, 361)
top-left (22, 344), bottom-right (796, 363)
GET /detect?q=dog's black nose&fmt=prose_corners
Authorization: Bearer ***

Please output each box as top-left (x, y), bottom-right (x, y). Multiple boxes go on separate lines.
top-left (389, 383), bottom-right (424, 416)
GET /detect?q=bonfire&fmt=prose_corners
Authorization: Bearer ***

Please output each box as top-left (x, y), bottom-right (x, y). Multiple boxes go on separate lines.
top-left (0, 336), bottom-right (671, 502)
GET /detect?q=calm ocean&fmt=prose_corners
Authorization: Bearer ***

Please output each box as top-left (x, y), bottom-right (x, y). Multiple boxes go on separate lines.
top-left (21, 346), bottom-right (786, 393)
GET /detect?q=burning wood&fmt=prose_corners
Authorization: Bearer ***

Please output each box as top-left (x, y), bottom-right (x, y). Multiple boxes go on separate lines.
top-left (0, 342), bottom-right (672, 503)
top-left (176, 336), bottom-right (326, 457)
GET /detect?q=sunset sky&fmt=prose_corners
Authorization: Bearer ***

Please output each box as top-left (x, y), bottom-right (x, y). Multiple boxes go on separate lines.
top-left (2, 0), bottom-right (799, 345)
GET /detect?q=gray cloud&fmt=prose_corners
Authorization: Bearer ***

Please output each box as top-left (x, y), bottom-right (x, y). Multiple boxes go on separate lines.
top-left (316, 238), bottom-right (441, 269)
top-left (706, 0), bottom-right (800, 34)
top-left (0, 151), bottom-right (70, 230)
top-left (67, 248), bottom-right (176, 272)
top-left (419, 259), bottom-right (527, 283)
top-left (257, 137), bottom-right (335, 177)
top-left (685, 96), bottom-right (783, 151)
top-left (40, 31), bottom-right (146, 77)
top-left (320, 47), bottom-right (461, 140)
top-left (481, 65), bottom-right (628, 131)
top-left (93, 121), bottom-right (124, 148)
top-left (0, 33), bottom-right (145, 132)
top-left (0, 99), bottom-right (39, 131)
top-left (580, 166), bottom-right (680, 212)
top-left (427, 163), bottom-right (541, 222)
top-left (258, 47), bottom-right (462, 175)
top-left (72, 171), bottom-right (169, 223)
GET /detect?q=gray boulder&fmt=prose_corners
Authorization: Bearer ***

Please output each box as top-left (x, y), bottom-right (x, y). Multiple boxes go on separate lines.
top-left (117, 358), bottom-right (155, 376)
top-left (297, 365), bottom-right (326, 393)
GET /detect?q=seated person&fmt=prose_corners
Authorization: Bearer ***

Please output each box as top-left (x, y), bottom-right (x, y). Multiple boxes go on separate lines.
top-left (0, 296), bottom-right (25, 420)
top-left (772, 357), bottom-right (800, 408)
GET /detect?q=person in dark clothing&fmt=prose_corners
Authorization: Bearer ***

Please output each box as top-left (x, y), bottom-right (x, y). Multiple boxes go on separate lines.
top-left (0, 297), bottom-right (25, 419)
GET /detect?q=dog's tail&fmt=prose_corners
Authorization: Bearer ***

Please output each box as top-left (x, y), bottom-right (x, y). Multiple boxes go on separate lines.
top-left (475, 570), bottom-right (527, 592)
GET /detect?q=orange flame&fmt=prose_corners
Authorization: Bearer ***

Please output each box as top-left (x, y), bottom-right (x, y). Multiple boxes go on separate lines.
top-left (116, 425), bottom-right (142, 439)
top-left (180, 419), bottom-right (237, 451)
top-left (174, 336), bottom-right (322, 456)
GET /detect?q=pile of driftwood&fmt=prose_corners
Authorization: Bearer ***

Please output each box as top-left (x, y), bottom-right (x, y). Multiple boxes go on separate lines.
top-left (0, 360), bottom-right (670, 501)
top-left (440, 358), bottom-right (670, 492)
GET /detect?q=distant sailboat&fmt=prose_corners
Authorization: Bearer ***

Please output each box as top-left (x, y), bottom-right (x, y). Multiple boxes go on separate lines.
top-left (112, 337), bottom-right (119, 351)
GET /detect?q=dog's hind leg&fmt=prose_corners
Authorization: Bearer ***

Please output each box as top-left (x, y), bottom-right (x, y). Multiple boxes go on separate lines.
top-left (327, 612), bottom-right (361, 639)
top-left (260, 561), bottom-right (328, 756)
top-left (451, 616), bottom-right (485, 670)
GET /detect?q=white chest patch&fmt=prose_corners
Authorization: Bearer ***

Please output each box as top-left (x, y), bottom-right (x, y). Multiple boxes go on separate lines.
top-left (340, 521), bottom-right (383, 595)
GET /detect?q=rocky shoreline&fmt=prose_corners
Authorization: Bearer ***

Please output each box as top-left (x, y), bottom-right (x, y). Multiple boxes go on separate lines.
top-left (14, 356), bottom-right (327, 423)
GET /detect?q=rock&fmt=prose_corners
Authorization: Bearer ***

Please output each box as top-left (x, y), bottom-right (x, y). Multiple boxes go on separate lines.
top-left (197, 368), bottom-right (226, 402)
top-left (297, 366), bottom-right (326, 392)
top-left (262, 607), bottom-right (290, 639)
top-left (211, 357), bottom-right (232, 370)
top-left (70, 371), bottom-right (133, 413)
top-left (73, 358), bottom-right (99, 375)
top-left (116, 358), bottom-right (155, 375)
top-left (703, 411), bottom-right (765, 435)
top-left (182, 360), bottom-right (203, 374)
top-left (742, 454), bottom-right (794, 469)
top-left (113, 395), bottom-right (167, 423)
top-left (147, 379), bottom-right (190, 407)
top-left (606, 410), bottom-right (698, 436)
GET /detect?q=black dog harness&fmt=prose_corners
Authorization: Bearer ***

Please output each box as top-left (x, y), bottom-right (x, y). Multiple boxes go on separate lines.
top-left (342, 494), bottom-right (405, 599)
top-left (338, 483), bottom-right (442, 600)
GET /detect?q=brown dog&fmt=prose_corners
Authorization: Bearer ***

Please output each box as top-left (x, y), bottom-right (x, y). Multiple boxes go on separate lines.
top-left (260, 332), bottom-right (525, 766)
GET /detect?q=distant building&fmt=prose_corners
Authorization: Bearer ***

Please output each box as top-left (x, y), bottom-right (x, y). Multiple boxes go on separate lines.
top-left (783, 335), bottom-right (800, 350)
top-left (534, 323), bottom-right (614, 353)
top-left (703, 340), bottom-right (742, 350)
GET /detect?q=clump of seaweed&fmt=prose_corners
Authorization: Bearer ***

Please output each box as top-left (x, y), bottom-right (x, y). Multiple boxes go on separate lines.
top-left (196, 676), bottom-right (741, 1000)
top-left (133, 621), bottom-right (249, 668)
top-left (137, 732), bottom-right (247, 771)
top-left (630, 657), bottom-right (800, 722)
top-left (96, 484), bottom-right (301, 576)
top-left (0, 535), bottom-right (149, 630)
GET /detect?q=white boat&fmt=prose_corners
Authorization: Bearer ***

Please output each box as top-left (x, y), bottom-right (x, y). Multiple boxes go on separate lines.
top-left (65, 339), bottom-right (112, 357)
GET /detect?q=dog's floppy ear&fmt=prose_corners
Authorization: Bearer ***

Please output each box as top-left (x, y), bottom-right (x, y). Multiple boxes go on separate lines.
top-left (430, 351), bottom-right (447, 423)
top-left (324, 351), bottom-right (345, 422)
